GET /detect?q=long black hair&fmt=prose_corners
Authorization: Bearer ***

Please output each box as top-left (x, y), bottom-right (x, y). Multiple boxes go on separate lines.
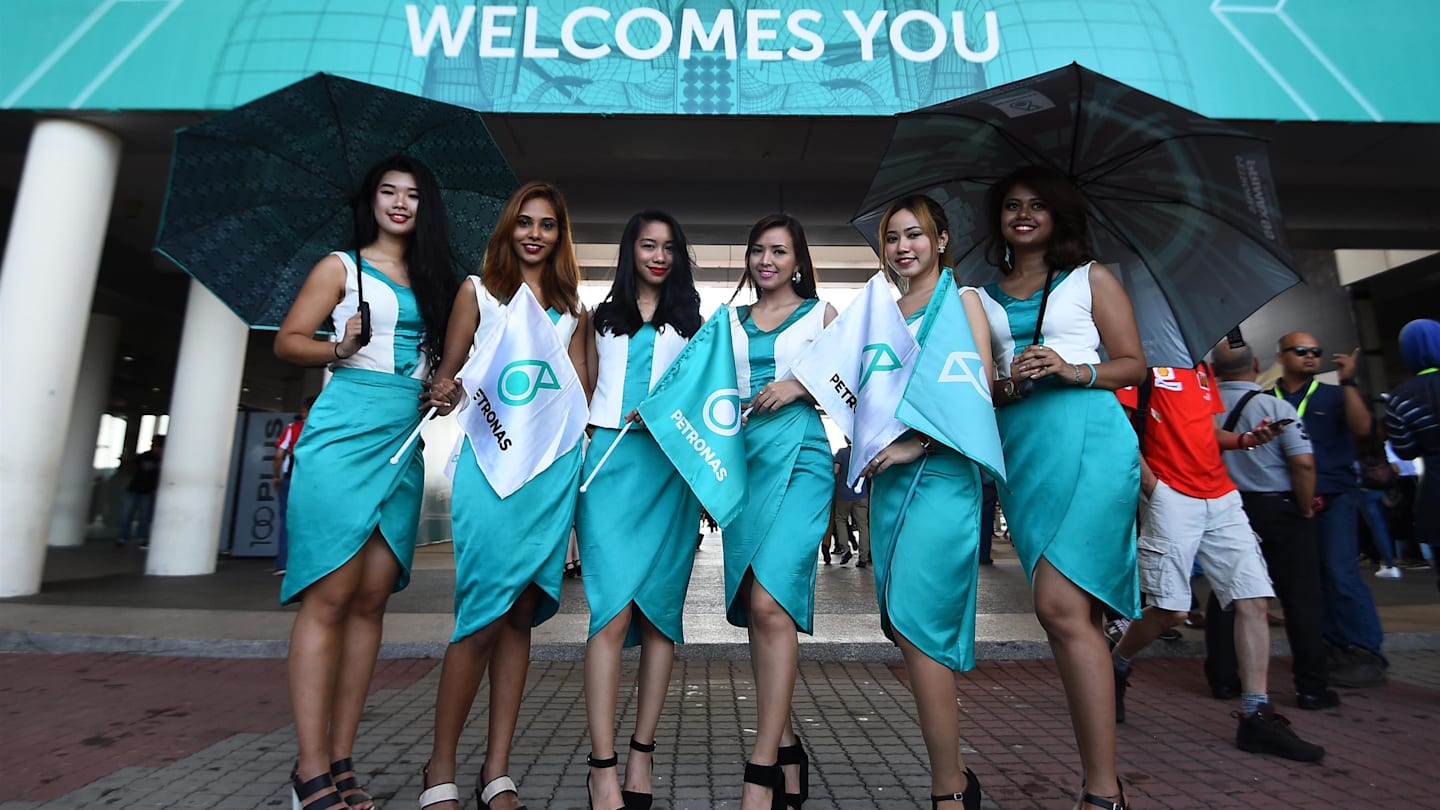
top-left (352, 154), bottom-right (459, 367)
top-left (593, 210), bottom-right (702, 338)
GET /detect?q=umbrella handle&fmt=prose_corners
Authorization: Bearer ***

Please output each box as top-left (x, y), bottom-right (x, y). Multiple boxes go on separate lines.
top-left (358, 301), bottom-right (372, 347)
top-left (354, 250), bottom-right (372, 346)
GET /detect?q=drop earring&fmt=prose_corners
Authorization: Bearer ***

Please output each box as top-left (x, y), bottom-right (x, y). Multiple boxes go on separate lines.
top-left (1004, 244), bottom-right (1013, 270)
top-left (792, 269), bottom-right (802, 285)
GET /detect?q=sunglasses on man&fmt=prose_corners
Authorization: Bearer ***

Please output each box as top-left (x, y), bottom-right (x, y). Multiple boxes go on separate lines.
top-left (1283, 346), bottom-right (1324, 358)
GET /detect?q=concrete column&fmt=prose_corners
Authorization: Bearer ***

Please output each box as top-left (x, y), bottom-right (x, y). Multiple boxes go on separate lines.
top-left (145, 280), bottom-right (249, 576)
top-left (0, 119), bottom-right (121, 597)
top-left (48, 314), bottom-right (122, 547)
top-left (121, 408), bottom-right (144, 458)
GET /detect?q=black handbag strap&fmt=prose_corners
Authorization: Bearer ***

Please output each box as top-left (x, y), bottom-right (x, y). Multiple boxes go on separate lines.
top-left (1030, 266), bottom-right (1059, 347)
top-left (1131, 372), bottom-right (1153, 452)
top-left (1223, 389), bottom-right (1264, 433)
top-left (1012, 267), bottom-right (1061, 399)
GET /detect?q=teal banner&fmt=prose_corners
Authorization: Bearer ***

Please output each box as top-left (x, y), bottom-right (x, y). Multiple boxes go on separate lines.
top-left (2, 1), bottom-right (1436, 122)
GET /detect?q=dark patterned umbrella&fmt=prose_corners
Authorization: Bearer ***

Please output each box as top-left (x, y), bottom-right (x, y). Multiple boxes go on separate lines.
top-left (853, 63), bottom-right (1300, 368)
top-left (156, 73), bottom-right (516, 328)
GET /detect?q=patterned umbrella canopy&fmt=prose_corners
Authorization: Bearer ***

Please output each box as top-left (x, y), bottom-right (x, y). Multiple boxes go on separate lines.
top-left (156, 73), bottom-right (516, 328)
top-left (853, 63), bottom-right (1300, 368)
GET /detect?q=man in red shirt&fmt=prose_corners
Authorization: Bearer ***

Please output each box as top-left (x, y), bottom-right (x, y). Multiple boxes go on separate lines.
top-left (1112, 365), bottom-right (1323, 762)
top-left (272, 396), bottom-right (313, 575)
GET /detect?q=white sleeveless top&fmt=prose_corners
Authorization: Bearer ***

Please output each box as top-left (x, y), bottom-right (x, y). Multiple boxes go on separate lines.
top-left (589, 324), bottom-right (689, 429)
top-left (728, 299), bottom-right (828, 399)
top-left (976, 262), bottom-right (1103, 376)
top-left (329, 251), bottom-right (428, 380)
top-left (467, 274), bottom-right (579, 350)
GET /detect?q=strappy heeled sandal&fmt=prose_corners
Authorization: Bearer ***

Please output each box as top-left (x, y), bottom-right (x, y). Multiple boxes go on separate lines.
top-left (776, 741), bottom-right (810, 809)
top-left (586, 752), bottom-right (624, 810)
top-left (742, 761), bottom-right (786, 810)
top-left (930, 767), bottom-right (981, 810)
top-left (477, 771), bottom-right (527, 810)
top-left (329, 757), bottom-right (372, 809)
top-left (418, 763), bottom-right (460, 810)
top-left (291, 766), bottom-right (346, 810)
top-left (622, 736), bottom-right (656, 810)
top-left (1077, 778), bottom-right (1129, 810)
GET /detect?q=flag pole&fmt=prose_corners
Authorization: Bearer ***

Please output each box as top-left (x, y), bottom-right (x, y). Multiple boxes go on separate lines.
top-left (579, 419), bottom-right (633, 492)
top-left (391, 406), bottom-right (438, 465)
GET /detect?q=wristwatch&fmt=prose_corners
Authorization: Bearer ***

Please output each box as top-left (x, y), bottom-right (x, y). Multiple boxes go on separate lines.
top-left (1339, 378), bottom-right (1359, 387)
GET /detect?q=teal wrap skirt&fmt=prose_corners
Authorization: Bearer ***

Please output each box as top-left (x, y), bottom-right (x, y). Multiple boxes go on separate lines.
top-left (870, 446), bottom-right (982, 671)
top-left (576, 426), bottom-right (701, 646)
top-left (449, 438), bottom-right (583, 642)
top-left (281, 367), bottom-right (425, 605)
top-left (722, 403), bottom-right (831, 633)
top-left (997, 384), bottom-right (1141, 619)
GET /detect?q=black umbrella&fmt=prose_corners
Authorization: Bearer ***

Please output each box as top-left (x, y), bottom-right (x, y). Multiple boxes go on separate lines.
top-left (156, 73), bottom-right (517, 328)
top-left (853, 63), bottom-right (1300, 367)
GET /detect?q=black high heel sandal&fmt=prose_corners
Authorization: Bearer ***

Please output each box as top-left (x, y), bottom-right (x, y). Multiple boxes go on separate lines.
top-left (622, 736), bottom-right (656, 810)
top-left (587, 752), bottom-right (625, 810)
top-left (742, 762), bottom-right (786, 810)
top-left (291, 766), bottom-right (345, 810)
top-left (930, 767), bottom-right (981, 810)
top-left (329, 757), bottom-right (373, 809)
top-left (1078, 779), bottom-right (1129, 810)
top-left (776, 741), bottom-right (809, 809)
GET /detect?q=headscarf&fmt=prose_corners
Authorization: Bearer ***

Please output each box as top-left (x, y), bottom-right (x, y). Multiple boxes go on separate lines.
top-left (1398, 319), bottom-right (1440, 373)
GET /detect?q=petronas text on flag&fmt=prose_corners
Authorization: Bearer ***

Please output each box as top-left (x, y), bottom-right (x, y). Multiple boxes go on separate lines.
top-left (669, 409), bottom-right (730, 482)
top-left (828, 373), bottom-right (858, 411)
top-left (472, 388), bottom-right (512, 451)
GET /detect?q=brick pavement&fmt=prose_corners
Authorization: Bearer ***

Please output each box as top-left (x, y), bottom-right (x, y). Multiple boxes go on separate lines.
top-left (2, 652), bottom-right (1436, 809)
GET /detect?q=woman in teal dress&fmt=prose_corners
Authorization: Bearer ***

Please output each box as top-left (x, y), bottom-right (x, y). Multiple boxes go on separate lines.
top-left (578, 210), bottom-right (703, 810)
top-left (417, 182), bottom-right (590, 810)
top-left (727, 214), bottom-right (836, 810)
top-left (275, 155), bottom-right (459, 810)
top-left (974, 166), bottom-right (1146, 810)
top-left (861, 196), bottom-right (993, 810)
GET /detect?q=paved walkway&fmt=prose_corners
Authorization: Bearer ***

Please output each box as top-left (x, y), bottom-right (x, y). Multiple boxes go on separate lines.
top-left (2, 652), bottom-right (1437, 809)
top-left (4, 530), bottom-right (1438, 659)
top-left (2, 530), bottom-right (1438, 808)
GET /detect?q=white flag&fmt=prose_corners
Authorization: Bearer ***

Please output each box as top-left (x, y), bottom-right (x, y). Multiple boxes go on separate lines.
top-left (791, 272), bottom-right (918, 487)
top-left (454, 285), bottom-right (588, 498)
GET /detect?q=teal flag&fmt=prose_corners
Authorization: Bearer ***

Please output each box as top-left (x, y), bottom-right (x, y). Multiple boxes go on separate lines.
top-left (895, 271), bottom-right (1007, 484)
top-left (636, 306), bottom-right (749, 526)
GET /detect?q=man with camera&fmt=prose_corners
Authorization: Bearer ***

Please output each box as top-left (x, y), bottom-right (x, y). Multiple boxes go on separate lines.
top-left (1274, 332), bottom-right (1387, 685)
